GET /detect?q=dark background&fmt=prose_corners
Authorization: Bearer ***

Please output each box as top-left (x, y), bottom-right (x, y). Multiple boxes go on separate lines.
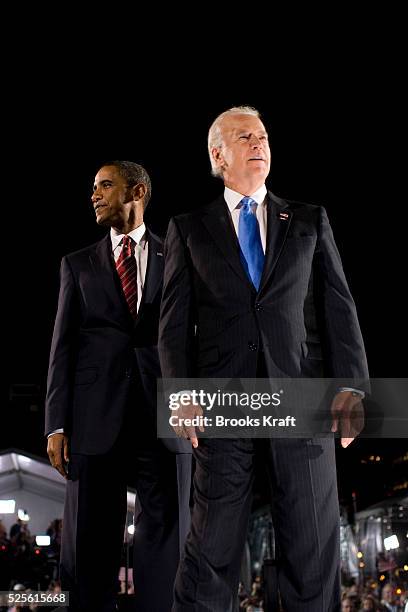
top-left (2, 54), bottom-right (406, 513)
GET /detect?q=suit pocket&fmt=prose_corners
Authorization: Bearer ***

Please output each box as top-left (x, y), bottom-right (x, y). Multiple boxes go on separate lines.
top-left (301, 341), bottom-right (323, 361)
top-left (197, 347), bottom-right (219, 368)
top-left (74, 367), bottom-right (99, 385)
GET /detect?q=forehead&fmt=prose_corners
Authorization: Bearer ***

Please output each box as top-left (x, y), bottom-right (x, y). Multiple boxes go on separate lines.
top-left (94, 165), bottom-right (123, 183)
top-left (220, 113), bottom-right (267, 135)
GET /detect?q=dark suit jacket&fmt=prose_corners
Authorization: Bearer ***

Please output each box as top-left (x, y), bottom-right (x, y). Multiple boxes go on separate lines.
top-left (45, 229), bottom-right (189, 455)
top-left (159, 192), bottom-right (369, 385)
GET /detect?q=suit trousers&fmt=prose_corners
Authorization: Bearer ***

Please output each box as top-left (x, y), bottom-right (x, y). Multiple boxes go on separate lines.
top-left (60, 390), bottom-right (191, 612)
top-left (173, 358), bottom-right (341, 612)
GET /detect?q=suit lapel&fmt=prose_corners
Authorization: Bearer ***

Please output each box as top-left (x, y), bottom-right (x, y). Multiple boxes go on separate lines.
top-left (136, 229), bottom-right (163, 318)
top-left (258, 191), bottom-right (292, 293)
top-left (201, 196), bottom-right (254, 289)
top-left (89, 230), bottom-right (163, 331)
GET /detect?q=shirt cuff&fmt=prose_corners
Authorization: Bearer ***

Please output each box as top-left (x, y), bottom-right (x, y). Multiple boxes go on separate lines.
top-left (47, 428), bottom-right (64, 437)
top-left (338, 387), bottom-right (365, 399)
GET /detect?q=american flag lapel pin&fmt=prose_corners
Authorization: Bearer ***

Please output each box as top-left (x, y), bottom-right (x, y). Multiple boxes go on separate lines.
top-left (279, 212), bottom-right (289, 220)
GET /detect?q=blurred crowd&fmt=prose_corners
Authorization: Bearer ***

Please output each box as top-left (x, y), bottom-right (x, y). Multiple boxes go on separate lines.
top-left (340, 579), bottom-right (408, 611)
top-left (1, 518), bottom-right (407, 611)
top-left (0, 518), bottom-right (61, 592)
top-left (235, 577), bottom-right (408, 611)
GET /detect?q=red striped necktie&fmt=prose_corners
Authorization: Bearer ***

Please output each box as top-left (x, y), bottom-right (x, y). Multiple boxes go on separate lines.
top-left (116, 235), bottom-right (138, 318)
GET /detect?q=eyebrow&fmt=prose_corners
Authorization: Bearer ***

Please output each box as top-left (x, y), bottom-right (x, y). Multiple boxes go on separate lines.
top-left (235, 129), bottom-right (268, 137)
top-left (92, 179), bottom-right (114, 190)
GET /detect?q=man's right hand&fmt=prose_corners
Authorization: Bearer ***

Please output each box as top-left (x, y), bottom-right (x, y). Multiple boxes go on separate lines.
top-left (171, 400), bottom-right (204, 448)
top-left (47, 433), bottom-right (70, 478)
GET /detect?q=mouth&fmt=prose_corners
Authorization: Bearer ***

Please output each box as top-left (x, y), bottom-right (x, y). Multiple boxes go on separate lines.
top-left (248, 157), bottom-right (265, 162)
top-left (94, 203), bottom-right (107, 213)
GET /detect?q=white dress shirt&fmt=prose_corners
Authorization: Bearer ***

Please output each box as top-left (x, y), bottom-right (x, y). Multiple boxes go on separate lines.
top-left (224, 185), bottom-right (268, 253)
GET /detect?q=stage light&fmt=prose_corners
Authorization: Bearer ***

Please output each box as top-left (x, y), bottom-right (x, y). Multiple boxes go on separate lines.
top-left (404, 565), bottom-right (408, 571)
top-left (384, 535), bottom-right (399, 551)
top-left (0, 500), bottom-right (15, 513)
top-left (127, 525), bottom-right (135, 535)
top-left (357, 551), bottom-right (363, 558)
top-left (18, 509), bottom-right (30, 521)
top-left (35, 535), bottom-right (50, 546)
top-left (380, 575), bottom-right (385, 581)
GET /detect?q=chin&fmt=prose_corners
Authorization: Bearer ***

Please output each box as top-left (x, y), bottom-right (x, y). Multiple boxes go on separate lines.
top-left (96, 216), bottom-right (109, 227)
top-left (249, 162), bottom-right (267, 173)
top-left (250, 169), bottom-right (268, 182)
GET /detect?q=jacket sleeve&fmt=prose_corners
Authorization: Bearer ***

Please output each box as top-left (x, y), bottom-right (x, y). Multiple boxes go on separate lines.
top-left (44, 256), bottom-right (80, 436)
top-left (158, 217), bottom-right (196, 379)
top-left (314, 207), bottom-right (369, 387)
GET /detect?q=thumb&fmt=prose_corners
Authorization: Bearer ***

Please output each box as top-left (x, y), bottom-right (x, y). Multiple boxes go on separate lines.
top-left (341, 438), bottom-right (354, 448)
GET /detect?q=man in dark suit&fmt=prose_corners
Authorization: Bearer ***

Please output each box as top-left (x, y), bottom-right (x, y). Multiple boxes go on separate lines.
top-left (158, 108), bottom-right (369, 611)
top-left (45, 161), bottom-right (191, 612)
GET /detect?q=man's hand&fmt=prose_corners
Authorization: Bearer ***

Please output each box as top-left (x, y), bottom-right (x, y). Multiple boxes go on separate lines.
top-left (331, 391), bottom-right (364, 448)
top-left (171, 400), bottom-right (204, 448)
top-left (47, 433), bottom-right (70, 478)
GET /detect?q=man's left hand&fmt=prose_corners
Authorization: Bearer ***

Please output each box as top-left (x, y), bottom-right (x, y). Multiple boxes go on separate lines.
top-left (331, 390), bottom-right (364, 448)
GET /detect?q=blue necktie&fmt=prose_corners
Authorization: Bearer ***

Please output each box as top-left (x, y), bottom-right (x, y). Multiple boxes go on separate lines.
top-left (238, 197), bottom-right (265, 290)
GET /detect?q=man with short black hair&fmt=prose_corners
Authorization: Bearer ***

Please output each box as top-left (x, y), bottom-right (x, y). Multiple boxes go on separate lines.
top-left (46, 161), bottom-right (191, 612)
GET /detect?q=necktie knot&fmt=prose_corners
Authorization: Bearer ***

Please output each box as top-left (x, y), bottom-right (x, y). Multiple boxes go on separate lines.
top-left (240, 196), bottom-right (258, 213)
top-left (121, 235), bottom-right (135, 255)
top-left (240, 197), bottom-right (257, 214)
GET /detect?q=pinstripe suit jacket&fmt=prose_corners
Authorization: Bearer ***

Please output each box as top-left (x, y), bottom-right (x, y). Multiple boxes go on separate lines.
top-left (159, 191), bottom-right (368, 384)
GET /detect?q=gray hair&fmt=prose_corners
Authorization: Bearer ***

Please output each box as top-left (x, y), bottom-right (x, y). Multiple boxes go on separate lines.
top-left (208, 106), bottom-right (260, 178)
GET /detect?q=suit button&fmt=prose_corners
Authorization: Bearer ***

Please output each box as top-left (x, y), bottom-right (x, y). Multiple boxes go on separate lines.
top-left (248, 342), bottom-right (258, 351)
top-left (254, 303), bottom-right (262, 311)
top-left (125, 368), bottom-right (132, 379)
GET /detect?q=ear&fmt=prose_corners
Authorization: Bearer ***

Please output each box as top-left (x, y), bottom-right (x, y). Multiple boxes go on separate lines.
top-left (211, 146), bottom-right (225, 170)
top-left (132, 183), bottom-right (147, 202)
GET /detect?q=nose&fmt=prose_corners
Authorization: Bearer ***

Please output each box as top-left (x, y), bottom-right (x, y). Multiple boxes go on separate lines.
top-left (91, 190), bottom-right (102, 203)
top-left (249, 134), bottom-right (262, 148)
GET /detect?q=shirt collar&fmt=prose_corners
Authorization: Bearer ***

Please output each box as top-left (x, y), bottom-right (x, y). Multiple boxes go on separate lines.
top-left (224, 185), bottom-right (268, 213)
top-left (110, 223), bottom-right (147, 251)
